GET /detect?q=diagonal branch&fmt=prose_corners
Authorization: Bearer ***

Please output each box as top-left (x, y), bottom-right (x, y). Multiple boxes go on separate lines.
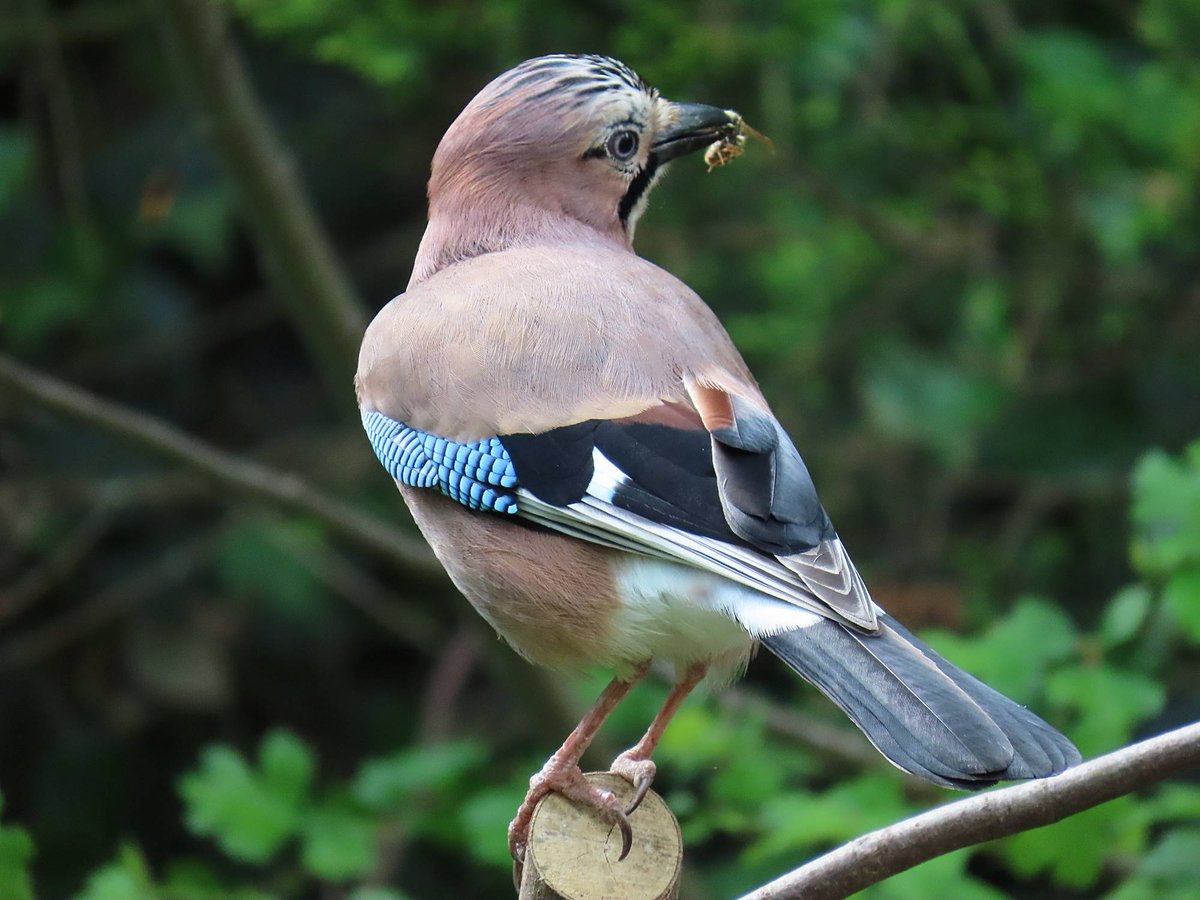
top-left (0, 533), bottom-right (211, 669)
top-left (0, 352), bottom-right (442, 584)
top-left (739, 722), bottom-right (1200, 900)
top-left (154, 0), bottom-right (367, 400)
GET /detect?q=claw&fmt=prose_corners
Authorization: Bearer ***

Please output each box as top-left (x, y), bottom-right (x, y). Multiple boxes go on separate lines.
top-left (610, 751), bottom-right (657, 817)
top-left (590, 787), bottom-right (634, 861)
top-left (624, 770), bottom-right (654, 817)
top-left (614, 807), bottom-right (634, 860)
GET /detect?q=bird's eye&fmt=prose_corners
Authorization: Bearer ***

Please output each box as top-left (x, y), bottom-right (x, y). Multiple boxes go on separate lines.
top-left (606, 129), bottom-right (640, 162)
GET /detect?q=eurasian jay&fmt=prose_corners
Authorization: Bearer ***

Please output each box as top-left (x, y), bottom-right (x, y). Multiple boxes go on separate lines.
top-left (356, 54), bottom-right (1081, 862)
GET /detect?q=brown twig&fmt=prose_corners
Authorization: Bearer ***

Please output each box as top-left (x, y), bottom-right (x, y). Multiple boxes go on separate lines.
top-left (0, 504), bottom-right (115, 624)
top-left (22, 0), bottom-right (94, 238)
top-left (0, 352), bottom-right (443, 583)
top-left (418, 625), bottom-right (482, 742)
top-left (0, 534), bottom-right (211, 669)
top-left (739, 722), bottom-right (1200, 900)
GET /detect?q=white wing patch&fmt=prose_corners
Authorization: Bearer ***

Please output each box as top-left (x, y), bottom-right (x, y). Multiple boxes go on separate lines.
top-left (586, 446), bottom-right (627, 502)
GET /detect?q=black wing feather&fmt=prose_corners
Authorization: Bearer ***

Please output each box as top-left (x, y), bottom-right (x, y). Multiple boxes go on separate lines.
top-left (595, 421), bottom-right (745, 543)
top-left (500, 421), bottom-right (597, 505)
top-left (710, 396), bottom-right (834, 553)
top-left (501, 414), bottom-right (834, 556)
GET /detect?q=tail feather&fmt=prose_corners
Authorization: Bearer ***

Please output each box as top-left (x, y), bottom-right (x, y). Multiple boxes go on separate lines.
top-left (881, 614), bottom-right (1082, 777)
top-left (762, 615), bottom-right (1080, 788)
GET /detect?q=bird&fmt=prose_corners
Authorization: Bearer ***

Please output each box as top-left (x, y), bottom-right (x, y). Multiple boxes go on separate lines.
top-left (355, 54), bottom-right (1081, 863)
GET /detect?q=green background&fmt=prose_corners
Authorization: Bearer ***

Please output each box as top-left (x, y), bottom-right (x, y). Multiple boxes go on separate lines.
top-left (2, 1), bottom-right (1199, 897)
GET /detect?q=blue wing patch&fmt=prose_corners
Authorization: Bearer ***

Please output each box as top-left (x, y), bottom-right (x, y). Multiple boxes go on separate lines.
top-left (361, 410), bottom-right (519, 514)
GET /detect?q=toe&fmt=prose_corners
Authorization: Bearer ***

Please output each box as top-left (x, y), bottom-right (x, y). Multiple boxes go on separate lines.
top-left (610, 752), bottom-right (657, 815)
top-left (624, 769), bottom-right (655, 816)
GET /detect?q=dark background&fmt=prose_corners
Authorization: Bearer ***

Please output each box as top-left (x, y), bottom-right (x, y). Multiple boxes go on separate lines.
top-left (2, 1), bottom-right (1199, 897)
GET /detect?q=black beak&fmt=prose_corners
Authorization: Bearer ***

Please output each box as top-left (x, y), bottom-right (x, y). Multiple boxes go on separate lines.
top-left (652, 102), bottom-right (740, 162)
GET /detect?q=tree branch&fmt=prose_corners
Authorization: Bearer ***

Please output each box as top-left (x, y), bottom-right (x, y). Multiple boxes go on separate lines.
top-left (0, 533), bottom-right (211, 670)
top-left (154, 0), bottom-right (367, 400)
top-left (739, 722), bottom-right (1200, 900)
top-left (0, 352), bottom-right (442, 584)
top-left (1, 504), bottom-right (114, 623)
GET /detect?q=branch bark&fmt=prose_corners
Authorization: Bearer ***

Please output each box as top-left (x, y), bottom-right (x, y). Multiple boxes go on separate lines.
top-left (155, 0), bottom-right (367, 400)
top-left (739, 722), bottom-right (1200, 900)
top-left (0, 352), bottom-right (442, 584)
top-left (0, 351), bottom-right (597, 744)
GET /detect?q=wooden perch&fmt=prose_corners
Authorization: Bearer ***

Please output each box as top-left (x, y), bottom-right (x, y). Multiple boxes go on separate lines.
top-left (518, 773), bottom-right (682, 900)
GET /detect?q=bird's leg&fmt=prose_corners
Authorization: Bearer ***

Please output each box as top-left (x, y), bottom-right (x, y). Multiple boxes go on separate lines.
top-left (508, 661), bottom-right (650, 863)
top-left (610, 662), bottom-right (707, 815)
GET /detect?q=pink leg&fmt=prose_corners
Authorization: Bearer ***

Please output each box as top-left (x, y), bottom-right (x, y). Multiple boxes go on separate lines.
top-left (610, 663), bottom-right (707, 815)
top-left (508, 662), bottom-right (649, 863)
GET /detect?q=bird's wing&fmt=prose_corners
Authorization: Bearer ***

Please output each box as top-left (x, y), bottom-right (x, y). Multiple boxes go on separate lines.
top-left (682, 376), bottom-right (877, 628)
top-left (356, 246), bottom-right (874, 628)
top-left (361, 382), bottom-right (877, 630)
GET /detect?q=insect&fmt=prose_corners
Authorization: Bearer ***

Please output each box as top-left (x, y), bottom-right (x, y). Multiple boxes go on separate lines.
top-left (704, 110), bottom-right (772, 172)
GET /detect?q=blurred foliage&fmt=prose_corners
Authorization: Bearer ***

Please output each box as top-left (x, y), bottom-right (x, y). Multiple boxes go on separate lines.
top-left (2, 0), bottom-right (1199, 897)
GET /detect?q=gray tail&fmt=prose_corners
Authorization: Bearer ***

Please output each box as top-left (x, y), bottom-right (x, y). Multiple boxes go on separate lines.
top-left (761, 614), bottom-right (1081, 788)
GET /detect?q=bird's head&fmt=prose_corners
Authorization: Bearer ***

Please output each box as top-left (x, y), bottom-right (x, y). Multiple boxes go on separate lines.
top-left (423, 55), bottom-right (740, 258)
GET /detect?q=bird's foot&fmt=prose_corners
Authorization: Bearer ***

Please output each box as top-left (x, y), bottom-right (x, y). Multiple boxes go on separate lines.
top-left (508, 759), bottom-right (633, 863)
top-left (610, 749), bottom-right (657, 816)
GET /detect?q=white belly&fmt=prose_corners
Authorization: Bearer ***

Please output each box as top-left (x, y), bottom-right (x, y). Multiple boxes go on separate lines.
top-left (610, 556), bottom-right (823, 683)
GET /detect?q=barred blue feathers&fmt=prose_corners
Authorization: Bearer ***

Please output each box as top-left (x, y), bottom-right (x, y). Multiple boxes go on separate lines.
top-left (362, 410), bottom-right (519, 514)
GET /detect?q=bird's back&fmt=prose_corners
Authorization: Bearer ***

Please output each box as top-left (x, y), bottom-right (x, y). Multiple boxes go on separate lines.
top-left (356, 243), bottom-right (760, 441)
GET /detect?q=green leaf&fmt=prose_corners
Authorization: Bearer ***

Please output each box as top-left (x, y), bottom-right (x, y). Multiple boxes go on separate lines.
top-left (657, 705), bottom-right (741, 774)
top-left (747, 776), bottom-right (912, 863)
top-left (1002, 796), bottom-right (1144, 889)
top-left (861, 344), bottom-right (1004, 466)
top-left (1107, 879), bottom-right (1199, 900)
top-left (1138, 828), bottom-right (1200, 881)
top-left (0, 791), bottom-right (34, 900)
top-left (866, 848), bottom-right (1002, 900)
top-left (3, 275), bottom-right (92, 351)
top-left (709, 746), bottom-right (786, 809)
top-left (1104, 827), bottom-right (1200, 900)
top-left (1100, 584), bottom-right (1154, 648)
top-left (179, 730), bottom-right (315, 863)
top-left (76, 845), bottom-right (154, 900)
top-left (1162, 568), bottom-right (1200, 642)
top-left (1131, 443), bottom-right (1200, 575)
top-left (259, 730), bottom-right (317, 808)
top-left (1139, 784), bottom-right (1200, 826)
top-left (1046, 665), bottom-right (1165, 756)
top-left (352, 740), bottom-right (484, 811)
top-left (458, 783), bottom-right (527, 870)
top-left (1019, 31), bottom-right (1123, 156)
top-left (924, 597), bottom-right (1077, 703)
top-left (300, 805), bottom-right (377, 880)
top-left (160, 859), bottom-right (272, 900)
